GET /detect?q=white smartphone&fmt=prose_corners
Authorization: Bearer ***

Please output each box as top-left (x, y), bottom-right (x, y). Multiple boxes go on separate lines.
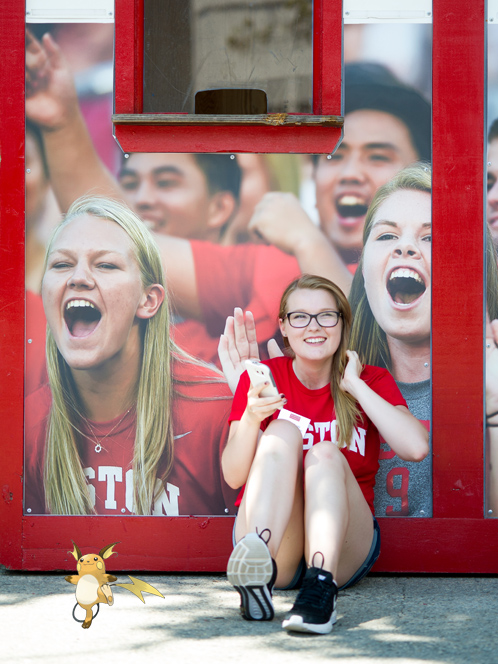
top-left (244, 359), bottom-right (279, 398)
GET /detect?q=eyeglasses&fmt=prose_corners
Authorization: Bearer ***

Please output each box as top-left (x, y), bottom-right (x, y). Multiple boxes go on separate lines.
top-left (285, 311), bottom-right (342, 328)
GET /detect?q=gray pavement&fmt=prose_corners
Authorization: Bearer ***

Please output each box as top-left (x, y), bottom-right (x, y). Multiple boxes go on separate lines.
top-left (1, 568), bottom-right (497, 664)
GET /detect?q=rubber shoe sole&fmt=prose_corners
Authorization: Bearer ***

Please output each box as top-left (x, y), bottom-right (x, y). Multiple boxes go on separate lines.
top-left (227, 533), bottom-right (274, 621)
top-left (282, 609), bottom-right (337, 634)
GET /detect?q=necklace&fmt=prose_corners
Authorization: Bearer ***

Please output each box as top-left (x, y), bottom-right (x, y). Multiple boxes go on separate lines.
top-left (81, 408), bottom-right (132, 453)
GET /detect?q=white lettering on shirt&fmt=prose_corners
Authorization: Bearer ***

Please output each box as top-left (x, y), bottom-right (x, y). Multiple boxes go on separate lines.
top-left (152, 480), bottom-right (180, 516)
top-left (303, 425), bottom-right (314, 450)
top-left (83, 466), bottom-right (181, 514)
top-left (349, 427), bottom-right (366, 456)
top-left (314, 421), bottom-right (330, 441)
top-left (300, 420), bottom-right (367, 456)
top-left (125, 468), bottom-right (134, 513)
top-left (98, 466), bottom-right (122, 509)
top-left (84, 467), bottom-right (96, 507)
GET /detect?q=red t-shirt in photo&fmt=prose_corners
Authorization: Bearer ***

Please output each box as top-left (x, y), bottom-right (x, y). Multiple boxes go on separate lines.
top-left (24, 359), bottom-right (238, 516)
top-left (191, 241), bottom-right (301, 359)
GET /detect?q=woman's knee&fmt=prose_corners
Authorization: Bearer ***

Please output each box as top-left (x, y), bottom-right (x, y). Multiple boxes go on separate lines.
top-left (260, 419), bottom-right (303, 458)
top-left (305, 440), bottom-right (345, 468)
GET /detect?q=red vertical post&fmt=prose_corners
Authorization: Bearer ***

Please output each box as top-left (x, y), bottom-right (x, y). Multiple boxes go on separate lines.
top-left (115, 0), bottom-right (143, 114)
top-left (0, 0), bottom-right (26, 568)
top-left (313, 0), bottom-right (343, 116)
top-left (432, 0), bottom-right (486, 517)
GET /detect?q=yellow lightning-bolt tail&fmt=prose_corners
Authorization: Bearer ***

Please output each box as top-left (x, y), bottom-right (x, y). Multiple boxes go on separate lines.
top-left (68, 541), bottom-right (80, 562)
top-left (114, 576), bottom-right (164, 603)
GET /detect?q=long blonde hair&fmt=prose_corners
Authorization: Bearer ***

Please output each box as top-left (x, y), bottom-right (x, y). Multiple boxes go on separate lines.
top-left (349, 163), bottom-right (432, 369)
top-left (278, 275), bottom-right (361, 449)
top-left (42, 196), bottom-right (223, 515)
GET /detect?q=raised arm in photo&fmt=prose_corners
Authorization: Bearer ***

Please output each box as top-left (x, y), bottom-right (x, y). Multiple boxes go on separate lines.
top-left (249, 192), bottom-right (353, 295)
top-left (25, 29), bottom-right (121, 211)
top-left (341, 351), bottom-right (429, 462)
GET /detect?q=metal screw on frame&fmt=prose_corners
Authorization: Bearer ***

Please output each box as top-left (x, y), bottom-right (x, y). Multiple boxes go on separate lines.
top-left (230, 155), bottom-right (235, 160)
top-left (26, 169), bottom-right (31, 174)
top-left (124, 153), bottom-right (130, 159)
top-left (488, 509), bottom-right (494, 515)
top-left (326, 154), bottom-right (332, 160)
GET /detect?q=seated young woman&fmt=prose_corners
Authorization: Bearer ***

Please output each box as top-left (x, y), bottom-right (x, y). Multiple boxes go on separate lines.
top-left (222, 274), bottom-right (429, 634)
top-left (24, 196), bottom-right (237, 517)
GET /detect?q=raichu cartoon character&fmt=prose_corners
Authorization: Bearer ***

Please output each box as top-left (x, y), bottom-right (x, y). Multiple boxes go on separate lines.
top-left (65, 541), bottom-right (119, 628)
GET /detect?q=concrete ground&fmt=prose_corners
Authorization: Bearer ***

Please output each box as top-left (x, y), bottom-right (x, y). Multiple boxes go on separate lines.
top-left (1, 568), bottom-right (497, 664)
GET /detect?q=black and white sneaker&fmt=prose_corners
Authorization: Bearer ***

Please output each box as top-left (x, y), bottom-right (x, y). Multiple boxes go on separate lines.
top-left (282, 566), bottom-right (338, 634)
top-left (227, 531), bottom-right (277, 621)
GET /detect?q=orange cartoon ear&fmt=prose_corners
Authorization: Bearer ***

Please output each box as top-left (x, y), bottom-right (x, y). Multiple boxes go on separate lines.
top-left (99, 542), bottom-right (120, 560)
top-left (69, 540), bottom-right (81, 561)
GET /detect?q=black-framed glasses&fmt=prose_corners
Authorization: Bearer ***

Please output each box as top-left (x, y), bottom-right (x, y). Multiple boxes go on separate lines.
top-left (286, 311), bottom-right (342, 328)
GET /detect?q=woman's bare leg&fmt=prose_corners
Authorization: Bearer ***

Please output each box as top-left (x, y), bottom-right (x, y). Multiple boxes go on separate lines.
top-left (304, 441), bottom-right (374, 586)
top-left (234, 418), bottom-right (304, 587)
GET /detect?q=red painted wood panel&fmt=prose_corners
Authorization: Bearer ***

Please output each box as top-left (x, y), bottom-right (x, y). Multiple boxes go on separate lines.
top-left (114, 124), bottom-right (343, 155)
top-left (115, 0), bottom-right (141, 114)
top-left (314, 0), bottom-right (343, 115)
top-left (0, 0), bottom-right (26, 571)
top-left (12, 516), bottom-right (498, 574)
top-left (374, 518), bottom-right (498, 573)
top-left (431, 0), bottom-right (486, 519)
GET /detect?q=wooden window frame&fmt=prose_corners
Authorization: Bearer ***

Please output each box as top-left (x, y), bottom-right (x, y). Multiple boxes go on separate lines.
top-left (112, 0), bottom-right (343, 155)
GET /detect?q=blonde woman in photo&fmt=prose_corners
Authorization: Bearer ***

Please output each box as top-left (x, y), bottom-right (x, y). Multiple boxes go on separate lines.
top-left (24, 196), bottom-right (237, 517)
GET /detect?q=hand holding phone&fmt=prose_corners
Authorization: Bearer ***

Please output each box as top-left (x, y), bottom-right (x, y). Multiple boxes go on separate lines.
top-left (244, 359), bottom-right (279, 398)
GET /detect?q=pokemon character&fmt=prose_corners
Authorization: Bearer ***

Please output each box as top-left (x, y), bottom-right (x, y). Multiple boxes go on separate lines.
top-left (65, 540), bottom-right (165, 629)
top-left (66, 541), bottom-right (119, 628)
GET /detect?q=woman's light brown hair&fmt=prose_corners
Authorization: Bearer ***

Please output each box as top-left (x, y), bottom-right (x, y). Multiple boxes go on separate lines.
top-left (278, 274), bottom-right (361, 449)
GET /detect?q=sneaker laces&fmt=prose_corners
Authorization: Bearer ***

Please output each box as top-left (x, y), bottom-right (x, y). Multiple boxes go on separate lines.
top-left (255, 527), bottom-right (271, 545)
top-left (293, 555), bottom-right (336, 611)
top-left (294, 575), bottom-right (330, 609)
top-left (311, 551), bottom-right (325, 568)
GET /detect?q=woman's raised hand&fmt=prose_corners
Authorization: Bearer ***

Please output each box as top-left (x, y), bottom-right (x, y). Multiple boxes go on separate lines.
top-left (340, 350), bottom-right (363, 397)
top-left (245, 382), bottom-right (287, 424)
top-left (25, 29), bottom-right (79, 130)
top-left (219, 308), bottom-right (260, 394)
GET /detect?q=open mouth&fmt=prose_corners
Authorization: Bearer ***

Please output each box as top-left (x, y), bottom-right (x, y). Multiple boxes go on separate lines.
top-left (64, 300), bottom-right (102, 337)
top-left (387, 268), bottom-right (426, 305)
top-left (336, 194), bottom-right (369, 218)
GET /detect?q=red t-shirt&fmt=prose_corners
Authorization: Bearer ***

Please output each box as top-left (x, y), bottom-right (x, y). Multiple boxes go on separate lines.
top-left (24, 359), bottom-right (238, 516)
top-left (191, 241), bottom-right (301, 358)
top-left (229, 356), bottom-right (407, 513)
top-left (171, 318), bottom-right (221, 366)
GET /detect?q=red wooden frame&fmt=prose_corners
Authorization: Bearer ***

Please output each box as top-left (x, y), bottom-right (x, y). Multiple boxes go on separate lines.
top-left (113, 0), bottom-right (344, 155)
top-left (1, 0), bottom-right (496, 573)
